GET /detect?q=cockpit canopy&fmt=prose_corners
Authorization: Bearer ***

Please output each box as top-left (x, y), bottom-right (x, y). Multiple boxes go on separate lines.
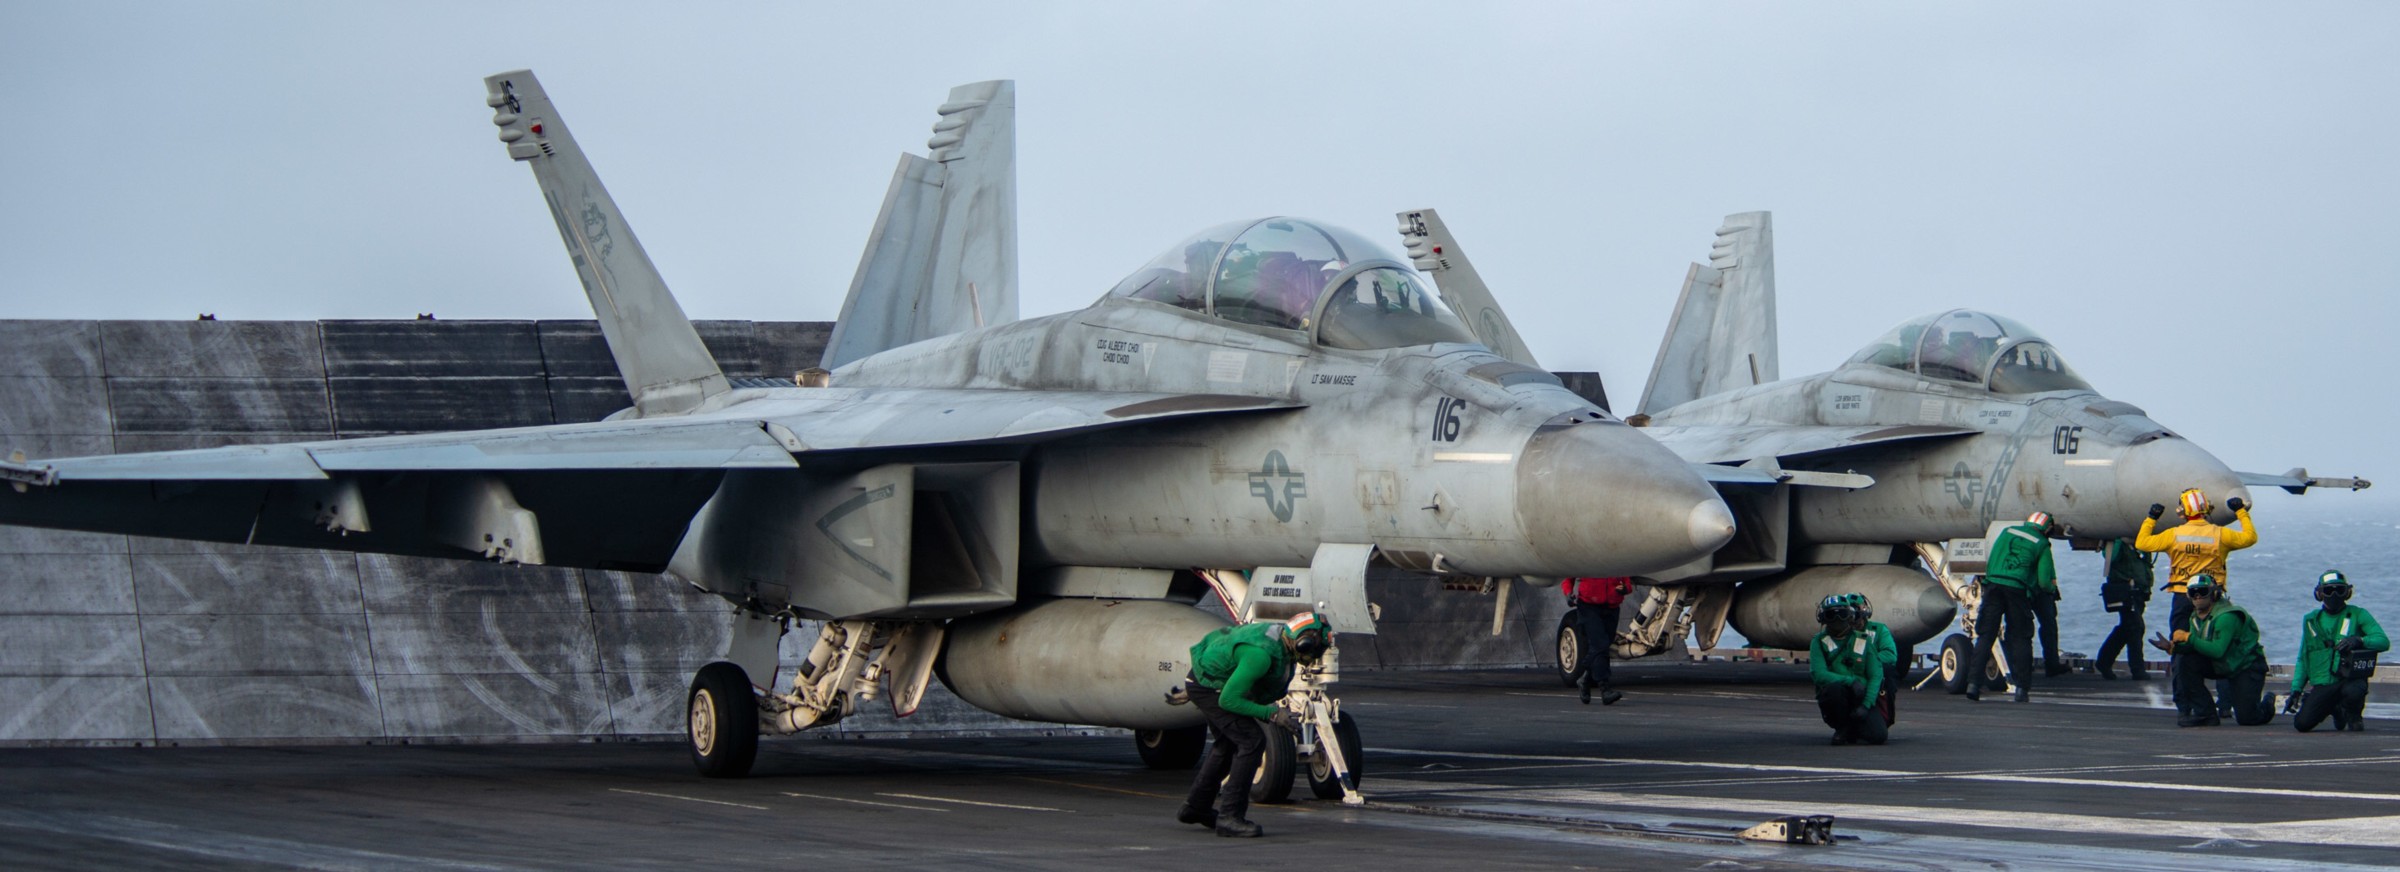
top-left (1105, 217), bottom-right (1478, 350)
top-left (1845, 309), bottom-right (2094, 394)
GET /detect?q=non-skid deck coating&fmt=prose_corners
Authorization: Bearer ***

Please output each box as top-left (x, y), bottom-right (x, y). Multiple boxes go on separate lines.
top-left (3, 663), bottom-right (2395, 871)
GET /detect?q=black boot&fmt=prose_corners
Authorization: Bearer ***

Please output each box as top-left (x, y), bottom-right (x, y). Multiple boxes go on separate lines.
top-left (1579, 678), bottom-right (1592, 705)
top-left (1599, 684), bottom-right (1624, 706)
top-left (1175, 803), bottom-right (1217, 829)
top-left (1213, 795), bottom-right (1262, 838)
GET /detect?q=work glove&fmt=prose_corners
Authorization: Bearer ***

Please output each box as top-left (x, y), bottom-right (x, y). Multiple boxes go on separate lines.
top-left (1850, 706), bottom-right (1873, 724)
top-left (2147, 632), bottom-right (2174, 653)
top-left (1164, 685), bottom-right (1191, 706)
top-left (2227, 497), bottom-right (2247, 513)
top-left (1268, 710), bottom-right (1300, 733)
top-left (2336, 636), bottom-right (2363, 653)
top-left (2147, 504), bottom-right (2166, 521)
top-left (2284, 694), bottom-right (2304, 715)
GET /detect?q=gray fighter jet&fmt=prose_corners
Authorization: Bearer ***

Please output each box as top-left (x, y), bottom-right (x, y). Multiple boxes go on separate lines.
top-left (1399, 210), bottom-right (2366, 686)
top-left (0, 72), bottom-right (1732, 788)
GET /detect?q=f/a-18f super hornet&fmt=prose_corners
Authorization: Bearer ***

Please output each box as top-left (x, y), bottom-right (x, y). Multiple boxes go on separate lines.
top-left (0, 72), bottom-right (1732, 792)
top-left (1397, 211), bottom-right (2366, 688)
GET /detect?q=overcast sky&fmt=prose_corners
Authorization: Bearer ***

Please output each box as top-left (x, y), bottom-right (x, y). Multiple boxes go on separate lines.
top-left (2, 3), bottom-right (2392, 506)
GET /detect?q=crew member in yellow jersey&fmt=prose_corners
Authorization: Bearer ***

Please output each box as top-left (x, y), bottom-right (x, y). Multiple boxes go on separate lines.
top-left (2135, 487), bottom-right (2257, 720)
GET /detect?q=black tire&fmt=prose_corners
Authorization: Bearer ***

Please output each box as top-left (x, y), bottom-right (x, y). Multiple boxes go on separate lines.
top-left (1135, 725), bottom-right (1207, 770)
top-left (1249, 722), bottom-right (1298, 804)
top-left (1556, 611), bottom-right (1581, 687)
top-left (1306, 713), bottom-right (1364, 800)
top-left (1938, 633), bottom-right (1971, 694)
top-left (689, 661), bottom-right (759, 778)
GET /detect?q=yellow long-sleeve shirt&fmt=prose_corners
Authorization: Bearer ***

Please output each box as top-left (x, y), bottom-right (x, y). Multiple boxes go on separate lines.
top-left (2133, 509), bottom-right (2256, 593)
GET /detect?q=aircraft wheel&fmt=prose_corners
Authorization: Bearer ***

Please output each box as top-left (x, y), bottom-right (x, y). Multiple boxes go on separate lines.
top-left (1135, 725), bottom-right (1207, 770)
top-left (689, 661), bottom-right (759, 778)
top-left (1306, 713), bottom-right (1364, 800)
top-left (1938, 634), bottom-right (1971, 694)
top-left (1556, 612), bottom-right (1581, 686)
top-left (1249, 722), bottom-right (1298, 804)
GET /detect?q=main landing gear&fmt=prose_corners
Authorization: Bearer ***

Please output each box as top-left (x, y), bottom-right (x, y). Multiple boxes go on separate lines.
top-left (684, 613), bottom-right (945, 778)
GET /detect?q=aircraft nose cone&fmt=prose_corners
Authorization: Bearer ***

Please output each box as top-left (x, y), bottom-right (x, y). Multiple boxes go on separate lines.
top-left (1514, 421), bottom-right (1729, 577)
top-left (2117, 438), bottom-right (2248, 526)
top-left (1688, 499), bottom-right (1736, 553)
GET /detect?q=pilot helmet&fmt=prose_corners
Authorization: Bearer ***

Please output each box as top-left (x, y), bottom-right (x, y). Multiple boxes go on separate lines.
top-left (1284, 612), bottom-right (1333, 660)
top-left (2185, 574), bottom-right (2223, 599)
top-left (2178, 488), bottom-right (2212, 520)
top-left (2316, 570), bottom-right (2353, 603)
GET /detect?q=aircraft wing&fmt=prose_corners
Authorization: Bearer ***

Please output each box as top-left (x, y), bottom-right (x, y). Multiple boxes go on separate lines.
top-left (2236, 468), bottom-right (2373, 495)
top-left (1648, 423), bottom-right (1977, 467)
top-left (0, 388), bottom-right (1297, 569)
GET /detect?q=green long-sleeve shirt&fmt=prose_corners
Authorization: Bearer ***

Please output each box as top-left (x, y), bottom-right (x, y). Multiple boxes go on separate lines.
top-left (2292, 605), bottom-right (2389, 691)
top-left (1865, 620), bottom-right (1898, 670)
top-left (2176, 601), bottom-right (2264, 674)
top-left (1189, 622), bottom-right (1293, 719)
top-left (1985, 521), bottom-right (2057, 594)
top-left (1810, 627), bottom-right (1883, 700)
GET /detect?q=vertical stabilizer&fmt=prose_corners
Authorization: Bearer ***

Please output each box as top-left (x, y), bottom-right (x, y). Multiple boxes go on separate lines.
top-left (1397, 209), bottom-right (1539, 368)
top-left (485, 70), bottom-right (729, 417)
top-left (1637, 211), bottom-right (1777, 416)
top-left (822, 81), bottom-right (1018, 368)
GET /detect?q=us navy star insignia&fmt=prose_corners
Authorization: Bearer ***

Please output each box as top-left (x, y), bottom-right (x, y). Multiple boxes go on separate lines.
top-left (1249, 450), bottom-right (1308, 522)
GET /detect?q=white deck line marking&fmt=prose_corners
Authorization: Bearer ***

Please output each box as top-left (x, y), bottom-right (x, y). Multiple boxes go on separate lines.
top-left (782, 791), bottom-right (948, 812)
top-left (1508, 788), bottom-right (2400, 848)
top-left (609, 788), bottom-right (768, 811)
top-left (1950, 773), bottom-right (2400, 801)
top-left (876, 792), bottom-right (1064, 812)
top-left (1372, 747), bottom-right (1914, 777)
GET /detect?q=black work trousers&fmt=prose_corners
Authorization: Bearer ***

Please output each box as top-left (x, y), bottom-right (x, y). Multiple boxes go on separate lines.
top-left (1182, 685), bottom-right (1266, 818)
top-left (1571, 602), bottom-right (1620, 688)
top-left (2176, 659), bottom-right (2274, 725)
top-left (2166, 593), bottom-right (2234, 716)
top-left (2294, 678), bottom-right (2370, 732)
top-left (2032, 590), bottom-right (2062, 672)
top-left (2096, 599), bottom-right (2149, 676)
top-left (1966, 582), bottom-right (2035, 695)
top-left (1816, 680), bottom-right (1888, 745)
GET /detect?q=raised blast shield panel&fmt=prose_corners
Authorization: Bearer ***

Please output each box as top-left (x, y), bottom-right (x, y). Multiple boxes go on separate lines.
top-left (671, 462), bottom-right (1019, 620)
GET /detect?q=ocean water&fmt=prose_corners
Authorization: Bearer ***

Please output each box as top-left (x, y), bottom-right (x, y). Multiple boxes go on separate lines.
top-left (1722, 498), bottom-right (2400, 666)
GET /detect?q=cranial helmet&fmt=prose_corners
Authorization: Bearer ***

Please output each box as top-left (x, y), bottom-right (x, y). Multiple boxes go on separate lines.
top-left (1285, 612), bottom-right (1332, 659)
top-left (2026, 511), bottom-right (2051, 528)
top-left (2185, 574), bottom-right (2223, 598)
top-left (1816, 595), bottom-right (1858, 626)
top-left (2317, 570), bottom-right (2353, 602)
top-left (1847, 592), bottom-right (1875, 619)
top-left (2178, 488), bottom-right (2211, 519)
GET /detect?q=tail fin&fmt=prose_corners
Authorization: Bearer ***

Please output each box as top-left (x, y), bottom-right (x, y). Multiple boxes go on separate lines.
top-left (822, 81), bottom-right (1018, 369)
top-left (1397, 209), bottom-right (1539, 367)
top-left (1636, 211), bottom-right (1777, 416)
top-left (485, 70), bottom-right (729, 417)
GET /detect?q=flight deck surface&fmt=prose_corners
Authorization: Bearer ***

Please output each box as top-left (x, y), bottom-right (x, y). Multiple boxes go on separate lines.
top-left (3, 663), bottom-right (2393, 870)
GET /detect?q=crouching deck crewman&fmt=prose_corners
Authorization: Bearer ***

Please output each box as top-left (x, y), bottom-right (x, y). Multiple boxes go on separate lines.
top-left (2287, 570), bottom-right (2386, 732)
top-left (2150, 575), bottom-right (2276, 727)
top-left (1175, 612), bottom-right (1332, 837)
top-left (1812, 595), bottom-right (1888, 746)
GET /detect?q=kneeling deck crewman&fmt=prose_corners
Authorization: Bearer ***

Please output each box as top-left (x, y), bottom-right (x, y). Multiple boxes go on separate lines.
top-left (1176, 612), bottom-right (1331, 837)
top-left (2150, 575), bottom-right (2275, 727)
top-left (2287, 570), bottom-right (2387, 732)
top-left (1811, 595), bottom-right (1888, 745)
